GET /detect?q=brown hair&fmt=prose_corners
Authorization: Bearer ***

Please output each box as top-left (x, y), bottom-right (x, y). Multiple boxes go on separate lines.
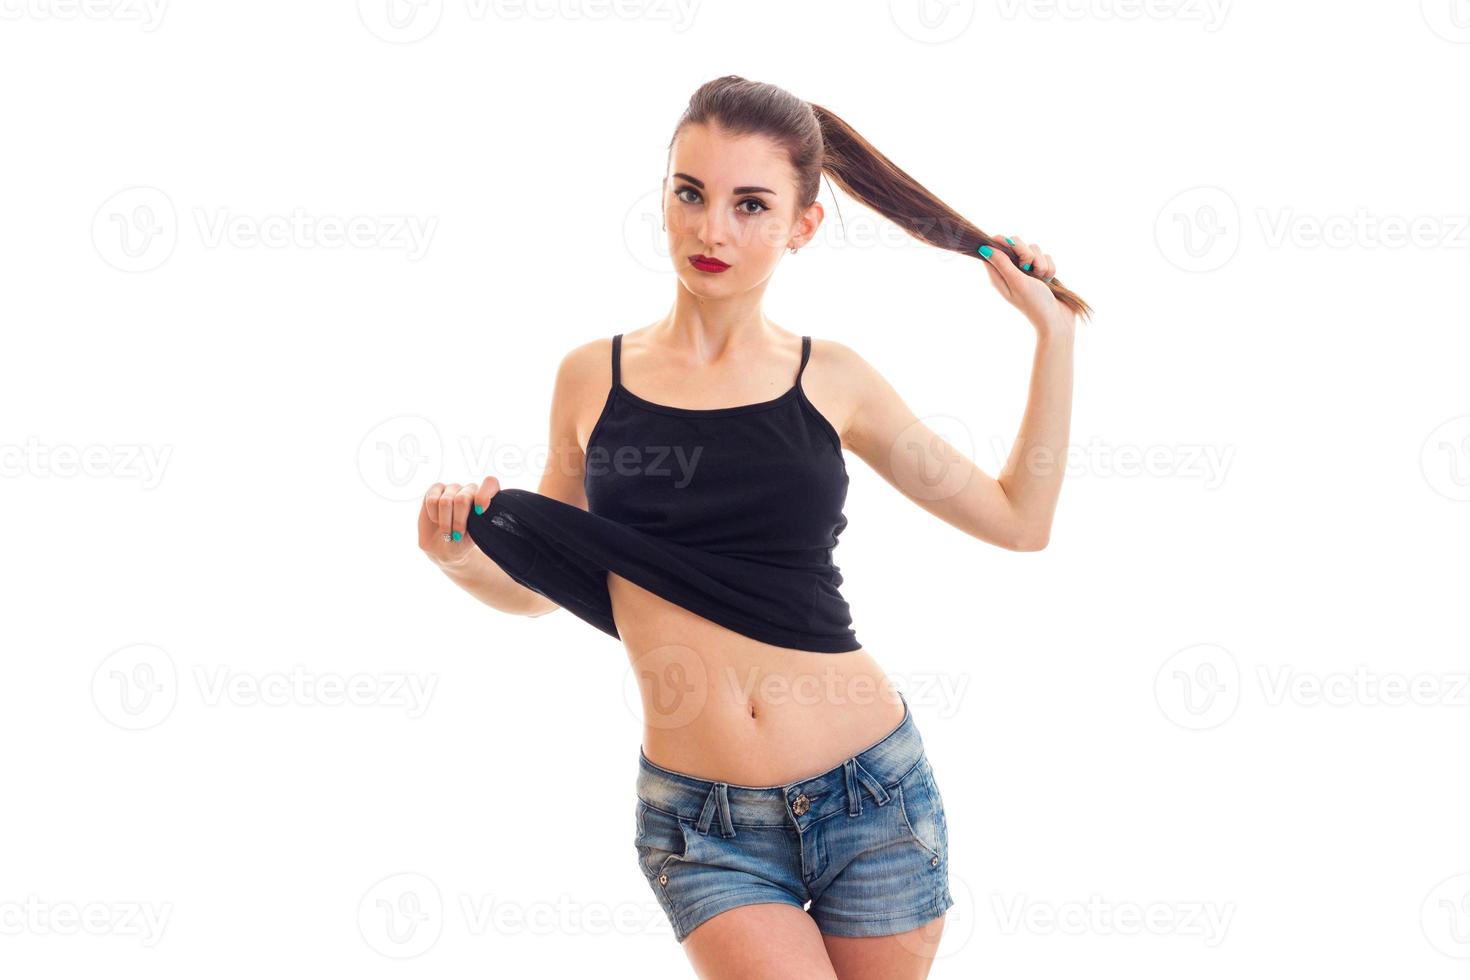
top-left (668, 74), bottom-right (1092, 321)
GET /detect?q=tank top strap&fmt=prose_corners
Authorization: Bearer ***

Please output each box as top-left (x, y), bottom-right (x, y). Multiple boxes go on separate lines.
top-left (796, 335), bottom-right (811, 382)
top-left (611, 333), bottom-right (623, 388)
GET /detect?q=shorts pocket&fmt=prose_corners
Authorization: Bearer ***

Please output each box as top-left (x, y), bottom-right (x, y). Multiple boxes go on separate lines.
top-left (895, 759), bottom-right (946, 865)
top-left (634, 801), bottom-right (692, 887)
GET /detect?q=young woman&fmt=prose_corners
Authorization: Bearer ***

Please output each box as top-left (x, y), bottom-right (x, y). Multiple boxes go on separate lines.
top-left (417, 75), bottom-right (1087, 979)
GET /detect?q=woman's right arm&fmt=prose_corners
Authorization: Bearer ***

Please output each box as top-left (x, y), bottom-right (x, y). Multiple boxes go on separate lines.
top-left (418, 340), bottom-right (605, 618)
top-left (418, 482), bottom-right (558, 617)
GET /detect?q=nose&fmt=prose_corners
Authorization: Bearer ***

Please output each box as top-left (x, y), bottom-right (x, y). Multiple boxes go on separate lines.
top-left (698, 206), bottom-right (730, 250)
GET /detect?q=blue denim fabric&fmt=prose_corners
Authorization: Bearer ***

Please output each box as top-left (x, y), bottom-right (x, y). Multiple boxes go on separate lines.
top-left (633, 693), bottom-right (953, 943)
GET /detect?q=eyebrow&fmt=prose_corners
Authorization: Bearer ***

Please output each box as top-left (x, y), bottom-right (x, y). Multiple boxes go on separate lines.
top-left (672, 172), bottom-right (776, 195)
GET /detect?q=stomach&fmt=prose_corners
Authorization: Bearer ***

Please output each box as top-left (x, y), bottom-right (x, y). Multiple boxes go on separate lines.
top-left (609, 571), bottom-right (906, 786)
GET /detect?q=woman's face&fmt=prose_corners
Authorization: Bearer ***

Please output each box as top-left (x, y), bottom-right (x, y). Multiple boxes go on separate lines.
top-left (663, 122), bottom-right (821, 296)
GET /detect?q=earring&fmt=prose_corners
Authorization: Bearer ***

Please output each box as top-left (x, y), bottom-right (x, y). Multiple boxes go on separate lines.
top-left (788, 245), bottom-right (798, 254)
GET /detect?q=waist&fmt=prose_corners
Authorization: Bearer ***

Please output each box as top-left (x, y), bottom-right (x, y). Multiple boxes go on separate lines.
top-left (635, 690), bottom-right (921, 825)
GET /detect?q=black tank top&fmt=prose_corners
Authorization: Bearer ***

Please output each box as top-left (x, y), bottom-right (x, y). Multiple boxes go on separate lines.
top-left (465, 334), bottom-right (861, 653)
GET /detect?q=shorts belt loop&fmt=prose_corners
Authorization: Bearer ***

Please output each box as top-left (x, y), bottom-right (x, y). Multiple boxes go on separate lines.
top-left (851, 757), bottom-right (891, 806)
top-left (844, 759), bottom-right (861, 816)
top-left (696, 782), bottom-right (736, 837)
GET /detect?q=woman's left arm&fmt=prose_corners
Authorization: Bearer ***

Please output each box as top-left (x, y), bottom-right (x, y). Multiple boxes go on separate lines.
top-left (837, 235), bottom-right (1077, 552)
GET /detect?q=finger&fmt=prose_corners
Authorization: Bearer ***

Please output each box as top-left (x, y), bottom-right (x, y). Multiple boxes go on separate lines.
top-left (452, 484), bottom-right (475, 541)
top-left (1002, 235), bottom-right (1036, 274)
top-left (423, 483), bottom-right (446, 517)
top-left (1035, 250), bottom-right (1056, 282)
top-left (437, 483), bottom-right (461, 533)
top-left (979, 240), bottom-right (1027, 296)
top-left (473, 474), bottom-right (501, 516)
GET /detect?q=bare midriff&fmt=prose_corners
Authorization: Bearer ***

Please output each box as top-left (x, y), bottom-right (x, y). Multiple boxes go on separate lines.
top-left (610, 571), bottom-right (906, 787)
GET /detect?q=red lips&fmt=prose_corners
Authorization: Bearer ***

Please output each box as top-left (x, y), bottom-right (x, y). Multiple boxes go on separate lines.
top-left (689, 255), bottom-right (730, 272)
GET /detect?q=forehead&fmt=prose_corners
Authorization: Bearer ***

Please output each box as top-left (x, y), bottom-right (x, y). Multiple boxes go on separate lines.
top-left (669, 123), bottom-right (791, 190)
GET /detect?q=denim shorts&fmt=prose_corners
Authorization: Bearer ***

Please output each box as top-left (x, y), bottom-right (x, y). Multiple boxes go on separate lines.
top-left (632, 693), bottom-right (953, 942)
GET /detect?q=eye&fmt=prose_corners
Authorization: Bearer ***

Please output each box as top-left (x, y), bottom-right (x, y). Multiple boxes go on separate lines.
top-left (737, 198), bottom-right (770, 215)
top-left (675, 185), bottom-right (700, 205)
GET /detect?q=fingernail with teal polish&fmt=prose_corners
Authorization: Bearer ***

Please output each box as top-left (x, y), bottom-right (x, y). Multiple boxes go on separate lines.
top-left (474, 504), bottom-right (484, 515)
top-left (452, 530), bottom-right (462, 541)
top-left (1022, 262), bottom-right (1032, 272)
top-left (978, 244), bottom-right (993, 259)
top-left (1004, 237), bottom-right (1015, 245)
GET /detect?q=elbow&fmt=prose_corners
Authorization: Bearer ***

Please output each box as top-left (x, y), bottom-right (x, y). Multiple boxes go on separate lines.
top-left (1008, 523), bottom-right (1050, 552)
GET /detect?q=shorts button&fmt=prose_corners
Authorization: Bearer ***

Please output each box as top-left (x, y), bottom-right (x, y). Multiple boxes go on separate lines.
top-left (658, 872), bottom-right (669, 885)
top-left (792, 794), bottom-right (811, 816)
top-left (931, 855), bottom-right (940, 866)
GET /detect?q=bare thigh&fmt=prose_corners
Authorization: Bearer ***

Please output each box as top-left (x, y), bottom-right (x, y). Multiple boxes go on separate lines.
top-left (821, 914), bottom-right (947, 980)
top-left (681, 903), bottom-right (839, 979)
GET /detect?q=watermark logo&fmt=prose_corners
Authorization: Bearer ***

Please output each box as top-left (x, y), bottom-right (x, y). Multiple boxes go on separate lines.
top-left (890, 0), bottom-right (976, 43)
top-left (889, 414), bottom-right (977, 503)
top-left (1154, 643), bottom-right (1240, 731)
top-left (623, 643), bottom-right (710, 731)
top-left (359, 415), bottom-right (446, 502)
top-left (358, 0), bottom-right (444, 43)
top-left (1421, 0), bottom-right (1470, 43)
top-left (92, 643), bottom-right (178, 731)
top-left (1421, 415), bottom-right (1470, 502)
top-left (359, 873), bottom-right (444, 958)
top-left (1155, 186), bottom-right (1239, 273)
top-left (92, 187), bottom-right (436, 271)
top-left (992, 893), bottom-right (1235, 946)
top-left (1422, 873), bottom-right (1470, 958)
top-left (92, 186), bottom-right (177, 273)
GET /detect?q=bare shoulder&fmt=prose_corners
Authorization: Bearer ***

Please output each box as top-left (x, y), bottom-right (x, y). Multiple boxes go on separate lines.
top-left (804, 336), bottom-right (914, 456)
top-left (802, 337), bottom-right (888, 449)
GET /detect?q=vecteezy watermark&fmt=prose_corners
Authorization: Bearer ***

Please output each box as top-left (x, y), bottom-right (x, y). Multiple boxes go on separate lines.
top-left (1157, 185), bottom-right (1470, 272)
top-left (0, 0), bottom-right (168, 29)
top-left (991, 894), bottom-right (1235, 947)
top-left (92, 644), bottom-right (438, 729)
top-left (0, 437), bottom-right (173, 488)
top-left (359, 415), bottom-right (446, 504)
top-left (92, 186), bottom-right (436, 272)
top-left (1155, 186), bottom-right (1240, 273)
top-left (1154, 643), bottom-right (1241, 731)
top-left (357, 0), bottom-right (700, 43)
top-left (358, 873), bottom-right (444, 959)
top-left (360, 415), bottom-right (715, 503)
top-left (986, 435), bottom-right (1235, 489)
top-left (1256, 665), bottom-right (1470, 709)
top-left (1421, 414), bottom-right (1470, 502)
top-left (1256, 208), bottom-right (1470, 250)
top-left (585, 443), bottom-right (704, 488)
top-left (0, 896), bottom-right (173, 947)
top-left (1156, 644), bottom-right (1470, 730)
top-left (1422, 873), bottom-right (1470, 959)
top-left (459, 893), bottom-right (668, 938)
top-left (889, 415), bottom-right (979, 504)
top-left (623, 643), bottom-right (711, 732)
top-left (92, 643), bottom-right (179, 731)
top-left (1421, 0), bottom-right (1470, 43)
top-left (889, 0), bottom-right (976, 44)
top-left (358, 872), bottom-right (670, 953)
top-left (994, 0), bottom-right (1229, 30)
top-left (192, 665), bottom-right (437, 718)
top-left (718, 666), bottom-right (972, 718)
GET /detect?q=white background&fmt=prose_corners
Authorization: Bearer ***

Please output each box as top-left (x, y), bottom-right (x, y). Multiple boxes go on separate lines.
top-left (3, 1), bottom-right (1468, 976)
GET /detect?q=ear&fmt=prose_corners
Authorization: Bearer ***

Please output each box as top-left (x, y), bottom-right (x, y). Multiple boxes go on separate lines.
top-left (792, 199), bottom-right (824, 248)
